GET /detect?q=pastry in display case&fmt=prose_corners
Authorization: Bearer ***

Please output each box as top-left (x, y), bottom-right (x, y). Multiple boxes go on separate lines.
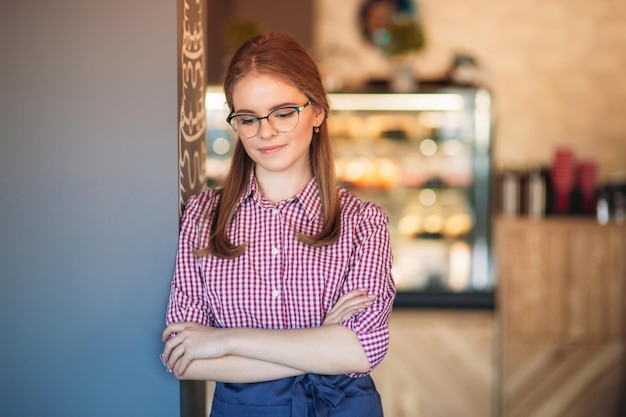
top-left (204, 86), bottom-right (495, 308)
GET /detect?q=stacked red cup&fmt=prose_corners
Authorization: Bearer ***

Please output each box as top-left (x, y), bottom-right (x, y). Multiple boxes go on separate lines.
top-left (551, 147), bottom-right (576, 214)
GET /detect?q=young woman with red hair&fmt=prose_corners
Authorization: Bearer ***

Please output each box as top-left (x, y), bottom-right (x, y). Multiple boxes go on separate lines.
top-left (162, 32), bottom-right (395, 417)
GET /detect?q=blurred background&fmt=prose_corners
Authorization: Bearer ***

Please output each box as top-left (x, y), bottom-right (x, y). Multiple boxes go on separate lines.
top-left (206, 0), bottom-right (626, 182)
top-left (200, 1), bottom-right (626, 416)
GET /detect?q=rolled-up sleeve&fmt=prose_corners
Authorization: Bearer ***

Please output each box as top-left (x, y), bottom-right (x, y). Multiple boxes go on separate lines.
top-left (165, 194), bottom-right (212, 327)
top-left (341, 202), bottom-right (396, 376)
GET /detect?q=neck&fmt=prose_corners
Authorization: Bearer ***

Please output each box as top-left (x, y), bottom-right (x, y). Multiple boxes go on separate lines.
top-left (255, 168), bottom-right (313, 204)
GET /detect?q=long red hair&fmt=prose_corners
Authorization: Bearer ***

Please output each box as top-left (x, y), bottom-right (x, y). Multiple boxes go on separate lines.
top-left (196, 33), bottom-right (341, 258)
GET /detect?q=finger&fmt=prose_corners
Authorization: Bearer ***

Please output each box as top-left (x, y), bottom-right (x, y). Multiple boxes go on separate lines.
top-left (333, 293), bottom-right (374, 313)
top-left (167, 342), bottom-right (185, 373)
top-left (162, 322), bottom-right (191, 342)
top-left (324, 290), bottom-right (376, 325)
top-left (162, 334), bottom-right (181, 363)
top-left (327, 294), bottom-right (368, 317)
top-left (329, 294), bottom-right (376, 322)
top-left (335, 305), bottom-right (366, 322)
top-left (169, 341), bottom-right (193, 377)
top-left (325, 304), bottom-right (359, 324)
top-left (328, 289), bottom-right (367, 313)
top-left (163, 325), bottom-right (193, 362)
top-left (173, 352), bottom-right (191, 377)
top-left (162, 321), bottom-right (198, 342)
top-left (168, 330), bottom-right (195, 371)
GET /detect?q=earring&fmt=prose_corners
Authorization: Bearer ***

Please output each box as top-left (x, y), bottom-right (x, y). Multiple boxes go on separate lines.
top-left (313, 126), bottom-right (320, 134)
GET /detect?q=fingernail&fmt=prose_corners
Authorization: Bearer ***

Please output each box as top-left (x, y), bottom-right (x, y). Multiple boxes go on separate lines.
top-left (367, 294), bottom-right (377, 298)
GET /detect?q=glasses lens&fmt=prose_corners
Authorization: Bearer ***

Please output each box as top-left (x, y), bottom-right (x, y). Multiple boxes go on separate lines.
top-left (231, 115), bottom-right (259, 138)
top-left (268, 108), bottom-right (300, 133)
top-left (228, 103), bottom-right (306, 139)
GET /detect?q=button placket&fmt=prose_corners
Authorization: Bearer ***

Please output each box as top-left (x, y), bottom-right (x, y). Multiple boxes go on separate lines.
top-left (269, 206), bottom-right (283, 301)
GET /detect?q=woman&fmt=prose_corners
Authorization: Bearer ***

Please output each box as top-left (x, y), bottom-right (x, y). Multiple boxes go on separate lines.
top-left (162, 32), bottom-right (396, 417)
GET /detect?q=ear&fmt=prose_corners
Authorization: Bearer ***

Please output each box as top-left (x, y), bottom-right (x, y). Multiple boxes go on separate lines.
top-left (312, 103), bottom-right (326, 128)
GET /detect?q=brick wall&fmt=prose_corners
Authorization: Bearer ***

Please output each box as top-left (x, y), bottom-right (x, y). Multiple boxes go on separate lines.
top-left (315, 0), bottom-right (626, 183)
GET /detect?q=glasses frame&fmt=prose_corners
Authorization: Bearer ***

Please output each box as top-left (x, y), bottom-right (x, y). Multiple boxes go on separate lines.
top-left (226, 99), bottom-right (313, 138)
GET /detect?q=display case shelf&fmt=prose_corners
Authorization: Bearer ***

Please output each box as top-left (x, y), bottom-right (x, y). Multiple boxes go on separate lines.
top-left (204, 86), bottom-right (495, 308)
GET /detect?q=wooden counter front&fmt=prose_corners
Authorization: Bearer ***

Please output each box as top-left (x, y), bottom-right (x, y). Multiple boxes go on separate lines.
top-left (495, 217), bottom-right (626, 417)
top-left (372, 309), bottom-right (496, 417)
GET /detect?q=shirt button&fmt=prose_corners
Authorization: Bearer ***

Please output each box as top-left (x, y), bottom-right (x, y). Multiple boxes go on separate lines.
top-left (272, 289), bottom-right (280, 298)
top-left (272, 208), bottom-right (279, 215)
top-left (271, 247), bottom-right (279, 255)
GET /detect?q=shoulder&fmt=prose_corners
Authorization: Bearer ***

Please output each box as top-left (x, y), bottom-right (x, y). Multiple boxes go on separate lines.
top-left (338, 187), bottom-right (389, 226)
top-left (182, 188), bottom-right (222, 222)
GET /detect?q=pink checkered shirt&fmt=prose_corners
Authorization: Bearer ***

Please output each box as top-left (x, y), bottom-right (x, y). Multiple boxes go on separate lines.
top-left (165, 174), bottom-right (396, 375)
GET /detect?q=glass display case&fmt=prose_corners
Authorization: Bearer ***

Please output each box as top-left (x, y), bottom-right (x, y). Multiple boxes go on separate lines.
top-left (204, 86), bottom-right (495, 308)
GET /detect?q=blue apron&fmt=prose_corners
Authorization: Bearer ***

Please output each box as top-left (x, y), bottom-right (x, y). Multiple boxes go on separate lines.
top-left (210, 374), bottom-right (384, 417)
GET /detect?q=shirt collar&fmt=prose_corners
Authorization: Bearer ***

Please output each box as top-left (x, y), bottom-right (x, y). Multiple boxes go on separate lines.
top-left (295, 177), bottom-right (322, 223)
top-left (240, 170), bottom-right (258, 205)
top-left (241, 171), bottom-right (322, 223)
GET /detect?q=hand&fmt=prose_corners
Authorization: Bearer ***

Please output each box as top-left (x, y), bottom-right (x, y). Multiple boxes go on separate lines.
top-left (161, 322), bottom-right (227, 377)
top-left (323, 288), bottom-right (376, 325)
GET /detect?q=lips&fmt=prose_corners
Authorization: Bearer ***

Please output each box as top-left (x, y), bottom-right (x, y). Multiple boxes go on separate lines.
top-left (259, 144), bottom-right (286, 154)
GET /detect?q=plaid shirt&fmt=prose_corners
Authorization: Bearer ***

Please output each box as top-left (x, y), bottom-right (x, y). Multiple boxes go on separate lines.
top-left (165, 174), bottom-right (396, 375)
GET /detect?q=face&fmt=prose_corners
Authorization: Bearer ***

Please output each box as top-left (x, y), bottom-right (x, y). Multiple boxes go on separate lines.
top-left (231, 74), bottom-right (325, 180)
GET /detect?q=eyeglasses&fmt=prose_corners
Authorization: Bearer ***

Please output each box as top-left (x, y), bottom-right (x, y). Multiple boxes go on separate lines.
top-left (226, 99), bottom-right (313, 139)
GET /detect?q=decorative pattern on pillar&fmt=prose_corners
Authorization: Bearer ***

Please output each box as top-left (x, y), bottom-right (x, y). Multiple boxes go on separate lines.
top-left (177, 1), bottom-right (208, 416)
top-left (178, 0), bottom-right (207, 215)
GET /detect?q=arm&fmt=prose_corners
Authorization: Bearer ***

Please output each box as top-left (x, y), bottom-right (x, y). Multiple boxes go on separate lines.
top-left (330, 201), bottom-right (396, 376)
top-left (166, 324), bottom-right (367, 381)
top-left (163, 289), bottom-right (376, 381)
top-left (178, 355), bottom-right (303, 383)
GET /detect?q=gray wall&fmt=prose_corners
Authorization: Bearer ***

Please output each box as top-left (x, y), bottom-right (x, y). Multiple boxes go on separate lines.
top-left (0, 1), bottom-right (180, 416)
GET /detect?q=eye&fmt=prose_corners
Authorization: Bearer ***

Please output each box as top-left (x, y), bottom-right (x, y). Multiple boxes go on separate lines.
top-left (272, 108), bottom-right (297, 120)
top-left (236, 115), bottom-right (258, 126)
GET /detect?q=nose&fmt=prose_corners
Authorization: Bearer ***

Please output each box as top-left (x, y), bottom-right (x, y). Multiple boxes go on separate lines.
top-left (257, 116), bottom-right (277, 138)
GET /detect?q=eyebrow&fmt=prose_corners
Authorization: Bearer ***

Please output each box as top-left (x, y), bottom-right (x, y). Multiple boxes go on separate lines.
top-left (234, 101), bottom-right (304, 115)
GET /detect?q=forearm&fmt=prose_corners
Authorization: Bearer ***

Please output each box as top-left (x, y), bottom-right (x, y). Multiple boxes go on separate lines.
top-left (225, 324), bottom-right (370, 375)
top-left (178, 355), bottom-right (304, 382)
top-left (162, 293), bottom-right (378, 379)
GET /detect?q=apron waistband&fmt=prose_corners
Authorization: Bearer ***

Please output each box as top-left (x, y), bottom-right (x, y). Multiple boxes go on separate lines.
top-left (212, 374), bottom-right (382, 417)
